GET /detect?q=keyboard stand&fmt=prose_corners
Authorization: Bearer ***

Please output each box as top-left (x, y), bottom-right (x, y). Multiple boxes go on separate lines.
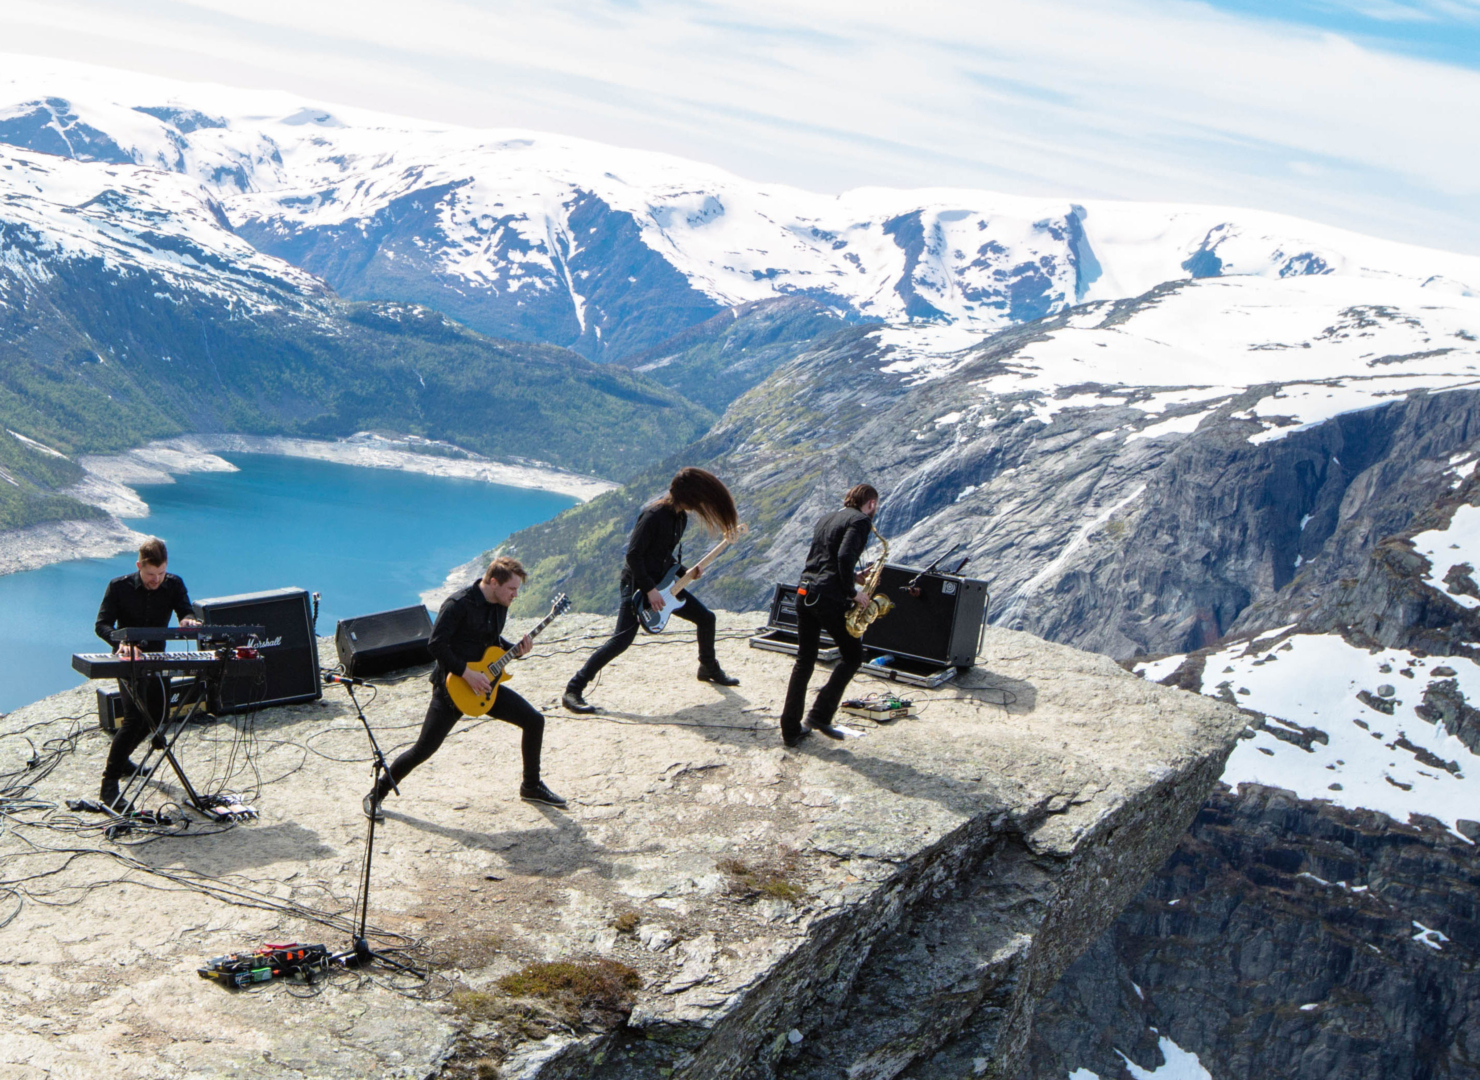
top-left (111, 659), bottom-right (229, 822)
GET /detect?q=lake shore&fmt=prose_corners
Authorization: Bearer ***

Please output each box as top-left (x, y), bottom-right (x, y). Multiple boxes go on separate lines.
top-left (0, 433), bottom-right (614, 578)
top-left (0, 518), bottom-right (149, 577)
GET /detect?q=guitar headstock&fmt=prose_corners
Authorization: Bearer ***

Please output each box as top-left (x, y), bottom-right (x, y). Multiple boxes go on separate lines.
top-left (550, 593), bottom-right (572, 618)
top-left (727, 523), bottom-right (750, 543)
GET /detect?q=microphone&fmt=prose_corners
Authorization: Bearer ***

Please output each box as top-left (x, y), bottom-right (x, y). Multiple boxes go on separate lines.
top-left (324, 672), bottom-right (372, 687)
top-left (903, 544), bottom-right (962, 596)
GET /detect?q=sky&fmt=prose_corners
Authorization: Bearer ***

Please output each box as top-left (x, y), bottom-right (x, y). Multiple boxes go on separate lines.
top-left (0, 0), bottom-right (1475, 254)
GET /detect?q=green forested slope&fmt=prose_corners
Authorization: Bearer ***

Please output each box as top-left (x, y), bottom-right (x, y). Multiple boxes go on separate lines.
top-left (0, 258), bottom-right (715, 530)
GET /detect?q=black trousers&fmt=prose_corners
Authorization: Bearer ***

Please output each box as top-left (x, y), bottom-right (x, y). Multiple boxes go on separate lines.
top-left (103, 674), bottom-right (167, 783)
top-left (780, 595), bottom-right (863, 740)
top-left (568, 588), bottom-right (717, 691)
top-left (375, 682), bottom-right (544, 800)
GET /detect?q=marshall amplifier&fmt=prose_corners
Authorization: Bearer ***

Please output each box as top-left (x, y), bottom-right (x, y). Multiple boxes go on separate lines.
top-left (335, 605), bottom-right (433, 677)
top-left (860, 564), bottom-right (989, 669)
top-left (193, 587), bottom-right (321, 712)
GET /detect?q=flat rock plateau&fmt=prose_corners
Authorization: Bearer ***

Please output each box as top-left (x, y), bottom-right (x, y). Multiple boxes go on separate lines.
top-left (0, 613), bottom-right (1243, 1080)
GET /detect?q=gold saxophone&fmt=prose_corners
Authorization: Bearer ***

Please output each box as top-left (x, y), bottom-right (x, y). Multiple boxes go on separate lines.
top-left (845, 524), bottom-right (894, 638)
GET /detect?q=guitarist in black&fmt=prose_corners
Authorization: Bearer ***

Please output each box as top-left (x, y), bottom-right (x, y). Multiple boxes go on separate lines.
top-left (363, 556), bottom-right (563, 820)
top-left (562, 468), bottom-right (740, 713)
top-left (779, 483), bottom-right (879, 747)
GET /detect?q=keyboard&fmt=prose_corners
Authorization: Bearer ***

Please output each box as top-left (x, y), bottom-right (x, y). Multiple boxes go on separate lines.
top-left (72, 652), bottom-right (266, 680)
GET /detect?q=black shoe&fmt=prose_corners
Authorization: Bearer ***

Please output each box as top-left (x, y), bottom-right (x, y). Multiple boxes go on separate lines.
top-left (697, 662), bottom-right (740, 686)
top-left (363, 792), bottom-right (384, 822)
top-left (810, 722), bottom-right (846, 740)
top-left (118, 759), bottom-right (148, 779)
top-left (520, 781), bottom-right (568, 808)
top-left (783, 725), bottom-right (812, 748)
top-left (98, 779), bottom-right (126, 812)
top-left (562, 689), bottom-right (596, 714)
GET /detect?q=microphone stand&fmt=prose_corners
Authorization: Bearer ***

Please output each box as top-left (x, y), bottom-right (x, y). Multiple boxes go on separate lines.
top-left (904, 544), bottom-right (962, 597)
top-left (329, 678), bottom-right (418, 976)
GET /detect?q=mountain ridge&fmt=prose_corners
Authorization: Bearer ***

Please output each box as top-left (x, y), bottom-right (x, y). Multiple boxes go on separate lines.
top-left (4, 54), bottom-right (1478, 366)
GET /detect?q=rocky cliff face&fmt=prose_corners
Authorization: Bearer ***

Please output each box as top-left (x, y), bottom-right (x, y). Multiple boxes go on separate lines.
top-left (0, 618), bottom-right (1244, 1080)
top-left (1021, 783), bottom-right (1480, 1080)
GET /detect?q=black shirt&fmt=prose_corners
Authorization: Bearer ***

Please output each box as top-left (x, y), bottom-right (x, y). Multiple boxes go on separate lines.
top-left (800, 508), bottom-right (873, 602)
top-left (428, 581), bottom-right (514, 685)
top-left (95, 572), bottom-right (193, 653)
top-left (623, 501), bottom-right (687, 593)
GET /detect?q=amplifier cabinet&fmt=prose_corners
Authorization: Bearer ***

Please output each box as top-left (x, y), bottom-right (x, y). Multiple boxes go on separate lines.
top-left (96, 678), bottom-right (201, 731)
top-left (336, 605), bottom-right (433, 677)
top-left (764, 583), bottom-right (838, 646)
top-left (859, 565), bottom-right (989, 668)
top-left (193, 587), bottom-right (321, 712)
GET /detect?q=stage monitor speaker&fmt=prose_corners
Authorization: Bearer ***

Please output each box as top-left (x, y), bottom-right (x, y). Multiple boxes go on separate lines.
top-left (193, 587), bottom-right (321, 712)
top-left (859, 565), bottom-right (989, 668)
top-left (336, 605), bottom-right (433, 677)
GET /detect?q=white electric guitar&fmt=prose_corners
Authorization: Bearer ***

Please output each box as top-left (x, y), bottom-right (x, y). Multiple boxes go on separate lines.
top-left (632, 525), bottom-right (747, 633)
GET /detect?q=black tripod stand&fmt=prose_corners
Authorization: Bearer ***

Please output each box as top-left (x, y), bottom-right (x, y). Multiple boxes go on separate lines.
top-left (328, 676), bottom-right (419, 976)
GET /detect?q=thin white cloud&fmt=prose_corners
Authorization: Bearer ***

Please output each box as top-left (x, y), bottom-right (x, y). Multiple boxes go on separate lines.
top-left (0, 0), bottom-right (1475, 252)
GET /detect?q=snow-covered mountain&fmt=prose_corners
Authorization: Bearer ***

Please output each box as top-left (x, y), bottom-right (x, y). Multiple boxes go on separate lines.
top-left (4, 54), bottom-right (1479, 362)
top-left (0, 143), bottom-right (325, 310)
top-left (0, 136), bottom-right (713, 495)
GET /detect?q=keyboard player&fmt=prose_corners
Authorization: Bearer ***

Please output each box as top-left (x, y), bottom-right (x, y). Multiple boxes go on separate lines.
top-left (94, 537), bottom-right (199, 809)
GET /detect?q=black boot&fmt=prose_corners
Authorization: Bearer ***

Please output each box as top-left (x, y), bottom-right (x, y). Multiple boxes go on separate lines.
top-left (697, 661), bottom-right (739, 686)
top-left (783, 724), bottom-right (812, 749)
top-left (362, 790), bottom-right (385, 822)
top-left (98, 777), bottom-right (123, 811)
top-left (562, 684), bottom-right (597, 714)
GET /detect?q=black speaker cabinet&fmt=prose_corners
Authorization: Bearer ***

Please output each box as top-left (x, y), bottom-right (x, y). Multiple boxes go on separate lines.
top-left (859, 564), bottom-right (989, 668)
top-left (768, 583), bottom-right (816, 634)
top-left (766, 582), bottom-right (839, 646)
top-left (751, 583), bottom-right (841, 660)
top-left (193, 587), bottom-right (321, 712)
top-left (96, 678), bottom-right (200, 731)
top-left (336, 605), bottom-right (433, 677)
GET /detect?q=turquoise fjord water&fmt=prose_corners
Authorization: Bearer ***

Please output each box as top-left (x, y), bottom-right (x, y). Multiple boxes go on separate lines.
top-left (0, 453), bottom-right (578, 714)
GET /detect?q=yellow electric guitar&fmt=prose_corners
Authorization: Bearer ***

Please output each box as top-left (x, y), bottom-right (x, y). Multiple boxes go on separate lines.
top-left (445, 594), bottom-right (571, 716)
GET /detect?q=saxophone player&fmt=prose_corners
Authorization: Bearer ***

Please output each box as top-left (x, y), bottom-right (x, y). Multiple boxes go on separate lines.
top-left (779, 484), bottom-right (879, 746)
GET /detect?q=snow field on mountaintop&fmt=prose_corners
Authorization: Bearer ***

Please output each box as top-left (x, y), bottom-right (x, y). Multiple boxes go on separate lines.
top-left (1411, 503), bottom-right (1480, 610)
top-left (1136, 633), bottom-right (1480, 838)
top-left (873, 274), bottom-right (1480, 442)
top-left (1069, 1034), bottom-right (1213, 1080)
top-left (0, 146), bottom-right (321, 306)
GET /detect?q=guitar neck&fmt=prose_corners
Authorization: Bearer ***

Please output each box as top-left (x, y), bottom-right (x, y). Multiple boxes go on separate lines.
top-left (487, 608), bottom-right (561, 678)
top-left (674, 537), bottom-right (732, 589)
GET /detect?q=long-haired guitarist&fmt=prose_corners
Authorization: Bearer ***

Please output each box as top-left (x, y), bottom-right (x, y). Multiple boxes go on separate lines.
top-left (562, 468), bottom-right (740, 713)
top-left (779, 483), bottom-right (879, 747)
top-left (363, 556), bottom-right (564, 820)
